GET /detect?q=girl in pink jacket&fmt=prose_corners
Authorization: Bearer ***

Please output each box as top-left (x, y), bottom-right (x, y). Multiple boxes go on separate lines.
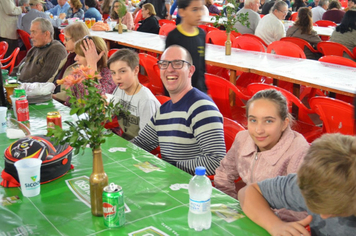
top-left (214, 89), bottom-right (310, 221)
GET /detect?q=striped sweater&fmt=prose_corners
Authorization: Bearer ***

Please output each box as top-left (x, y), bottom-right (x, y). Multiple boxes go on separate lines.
top-left (132, 88), bottom-right (226, 176)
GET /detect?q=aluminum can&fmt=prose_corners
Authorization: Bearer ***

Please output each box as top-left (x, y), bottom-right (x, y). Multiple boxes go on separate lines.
top-left (47, 111), bottom-right (62, 130)
top-left (13, 88), bottom-right (26, 98)
top-left (16, 98), bottom-right (29, 122)
top-left (102, 183), bottom-right (125, 227)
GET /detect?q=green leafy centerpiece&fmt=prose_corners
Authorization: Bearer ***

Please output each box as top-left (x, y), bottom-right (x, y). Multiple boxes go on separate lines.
top-left (117, 0), bottom-right (127, 34)
top-left (213, 0), bottom-right (250, 55)
top-left (48, 65), bottom-right (127, 216)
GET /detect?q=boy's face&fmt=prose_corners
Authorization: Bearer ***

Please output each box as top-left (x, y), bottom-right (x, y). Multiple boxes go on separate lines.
top-left (179, 0), bottom-right (204, 27)
top-left (109, 60), bottom-right (139, 91)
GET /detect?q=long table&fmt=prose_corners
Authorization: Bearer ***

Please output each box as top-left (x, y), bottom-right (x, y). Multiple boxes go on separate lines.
top-left (90, 30), bottom-right (356, 97)
top-left (0, 101), bottom-right (269, 236)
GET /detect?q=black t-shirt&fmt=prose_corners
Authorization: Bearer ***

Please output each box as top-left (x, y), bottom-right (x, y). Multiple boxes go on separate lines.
top-left (165, 25), bottom-right (207, 93)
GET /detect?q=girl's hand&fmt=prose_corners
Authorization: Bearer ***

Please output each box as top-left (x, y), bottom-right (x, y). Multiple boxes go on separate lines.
top-left (270, 215), bottom-right (312, 236)
top-left (80, 38), bottom-right (105, 71)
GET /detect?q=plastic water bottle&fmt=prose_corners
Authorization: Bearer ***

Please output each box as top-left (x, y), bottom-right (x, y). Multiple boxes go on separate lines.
top-left (188, 166), bottom-right (212, 231)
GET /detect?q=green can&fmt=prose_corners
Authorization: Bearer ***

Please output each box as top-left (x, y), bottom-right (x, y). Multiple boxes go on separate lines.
top-left (13, 88), bottom-right (26, 98)
top-left (102, 183), bottom-right (125, 227)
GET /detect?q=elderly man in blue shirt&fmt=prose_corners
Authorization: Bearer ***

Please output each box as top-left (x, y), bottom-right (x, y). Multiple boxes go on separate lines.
top-left (46, 0), bottom-right (69, 16)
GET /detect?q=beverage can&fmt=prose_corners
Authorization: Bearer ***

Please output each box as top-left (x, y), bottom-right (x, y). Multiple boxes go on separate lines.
top-left (103, 183), bottom-right (125, 228)
top-left (15, 97), bottom-right (29, 122)
top-left (13, 88), bottom-right (26, 98)
top-left (47, 111), bottom-right (62, 130)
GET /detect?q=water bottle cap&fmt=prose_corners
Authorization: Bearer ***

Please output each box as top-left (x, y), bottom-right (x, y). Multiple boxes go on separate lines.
top-left (195, 166), bottom-right (206, 175)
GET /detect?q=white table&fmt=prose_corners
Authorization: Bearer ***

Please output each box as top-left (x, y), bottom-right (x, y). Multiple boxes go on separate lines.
top-left (90, 30), bottom-right (356, 97)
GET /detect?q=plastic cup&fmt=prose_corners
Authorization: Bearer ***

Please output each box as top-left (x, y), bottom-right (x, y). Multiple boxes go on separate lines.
top-left (14, 158), bottom-right (42, 197)
top-left (0, 106), bottom-right (7, 133)
top-left (85, 18), bottom-right (91, 28)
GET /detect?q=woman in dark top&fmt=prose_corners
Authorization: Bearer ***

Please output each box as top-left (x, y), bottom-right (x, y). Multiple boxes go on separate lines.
top-left (205, 0), bottom-right (220, 15)
top-left (137, 3), bottom-right (160, 34)
top-left (292, 0), bottom-right (307, 12)
top-left (322, 0), bottom-right (345, 24)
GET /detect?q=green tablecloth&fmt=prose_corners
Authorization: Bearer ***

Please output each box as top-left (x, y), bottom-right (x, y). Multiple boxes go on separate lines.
top-left (0, 101), bottom-right (269, 236)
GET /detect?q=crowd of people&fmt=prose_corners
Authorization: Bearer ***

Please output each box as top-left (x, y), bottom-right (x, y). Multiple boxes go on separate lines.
top-left (1, 0), bottom-right (356, 234)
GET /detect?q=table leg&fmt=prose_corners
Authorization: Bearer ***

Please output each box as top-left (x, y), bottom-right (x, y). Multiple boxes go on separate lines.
top-left (292, 83), bottom-right (300, 119)
top-left (229, 70), bottom-right (237, 106)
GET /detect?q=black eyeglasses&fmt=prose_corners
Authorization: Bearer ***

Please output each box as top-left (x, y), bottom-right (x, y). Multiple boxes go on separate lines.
top-left (157, 60), bottom-right (191, 69)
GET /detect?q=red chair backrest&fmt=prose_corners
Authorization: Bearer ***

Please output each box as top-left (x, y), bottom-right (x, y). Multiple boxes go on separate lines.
top-left (223, 117), bottom-right (245, 152)
top-left (0, 47), bottom-right (20, 74)
top-left (0, 41), bottom-right (9, 59)
top-left (289, 12), bottom-right (298, 21)
top-left (159, 23), bottom-right (176, 36)
top-left (59, 33), bottom-right (65, 44)
top-left (247, 83), bottom-right (315, 124)
top-left (206, 30), bottom-right (235, 46)
top-left (317, 41), bottom-right (356, 60)
top-left (102, 13), bottom-right (110, 21)
top-left (138, 53), bottom-right (164, 95)
top-left (242, 33), bottom-right (268, 47)
top-left (280, 37), bottom-right (319, 53)
top-left (232, 35), bottom-right (266, 52)
top-left (17, 29), bottom-right (32, 52)
top-left (309, 96), bottom-right (355, 135)
top-left (230, 31), bottom-right (242, 38)
top-left (155, 95), bottom-right (171, 104)
top-left (267, 41), bottom-right (306, 59)
top-left (319, 55), bottom-right (356, 68)
top-left (134, 9), bottom-right (143, 25)
top-left (205, 73), bottom-right (248, 120)
top-left (158, 19), bottom-right (175, 26)
top-left (108, 48), bottom-right (119, 58)
top-left (314, 20), bottom-right (337, 27)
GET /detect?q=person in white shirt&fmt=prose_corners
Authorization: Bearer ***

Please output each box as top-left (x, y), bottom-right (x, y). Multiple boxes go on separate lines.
top-left (311, 0), bottom-right (329, 23)
top-left (255, 1), bottom-right (287, 45)
top-left (234, 0), bottom-right (261, 34)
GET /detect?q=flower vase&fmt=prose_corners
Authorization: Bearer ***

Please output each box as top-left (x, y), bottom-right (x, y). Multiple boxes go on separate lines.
top-left (225, 32), bottom-right (232, 55)
top-left (118, 18), bottom-right (123, 34)
top-left (89, 147), bottom-right (108, 216)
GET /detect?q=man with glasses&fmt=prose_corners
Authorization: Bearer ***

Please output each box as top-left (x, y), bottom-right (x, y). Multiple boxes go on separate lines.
top-left (132, 45), bottom-right (226, 176)
top-left (255, 1), bottom-right (288, 45)
top-left (11, 17), bottom-right (67, 83)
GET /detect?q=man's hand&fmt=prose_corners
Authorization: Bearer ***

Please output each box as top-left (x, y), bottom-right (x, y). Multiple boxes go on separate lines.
top-left (269, 215), bottom-right (313, 236)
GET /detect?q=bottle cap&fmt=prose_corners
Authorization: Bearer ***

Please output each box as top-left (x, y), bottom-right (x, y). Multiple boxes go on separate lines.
top-left (195, 166), bottom-right (206, 175)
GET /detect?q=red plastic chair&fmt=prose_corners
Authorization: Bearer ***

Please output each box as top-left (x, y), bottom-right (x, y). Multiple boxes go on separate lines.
top-left (138, 53), bottom-right (165, 95)
top-left (317, 41), bottom-right (356, 60)
top-left (232, 35), bottom-right (266, 52)
top-left (318, 55), bottom-right (356, 104)
top-left (108, 48), bottom-right (119, 58)
top-left (205, 73), bottom-right (250, 126)
top-left (267, 41), bottom-right (307, 59)
top-left (133, 9), bottom-right (143, 25)
top-left (230, 31), bottom-right (242, 38)
top-left (155, 95), bottom-right (171, 104)
top-left (17, 29), bottom-right (32, 52)
top-left (289, 12), bottom-right (298, 21)
top-left (102, 13), bottom-right (110, 21)
top-left (280, 37), bottom-right (319, 55)
top-left (353, 47), bottom-right (356, 58)
top-left (223, 117), bottom-right (245, 152)
top-left (159, 23), bottom-right (176, 36)
top-left (198, 24), bottom-right (219, 34)
top-left (0, 41), bottom-right (9, 59)
top-left (206, 30), bottom-right (235, 46)
top-left (158, 19), bottom-right (175, 26)
top-left (0, 47), bottom-right (20, 74)
top-left (260, 14), bottom-right (265, 18)
top-left (309, 97), bottom-right (355, 135)
top-left (314, 20), bottom-right (337, 27)
top-left (247, 83), bottom-right (323, 143)
top-left (242, 33), bottom-right (268, 48)
top-left (319, 55), bottom-right (356, 68)
top-left (59, 33), bottom-right (65, 44)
